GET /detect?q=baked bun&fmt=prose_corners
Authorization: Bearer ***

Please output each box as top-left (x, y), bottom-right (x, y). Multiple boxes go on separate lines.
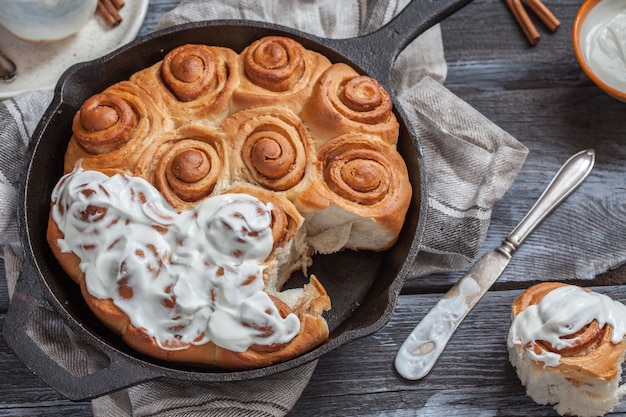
top-left (65, 81), bottom-right (170, 173)
top-left (232, 36), bottom-right (331, 115)
top-left (130, 44), bottom-right (240, 128)
top-left (220, 105), bottom-right (316, 199)
top-left (301, 63), bottom-right (399, 148)
top-left (295, 133), bottom-right (412, 253)
top-left (47, 36), bottom-right (412, 370)
top-left (134, 124), bottom-right (230, 211)
top-left (508, 282), bottom-right (626, 417)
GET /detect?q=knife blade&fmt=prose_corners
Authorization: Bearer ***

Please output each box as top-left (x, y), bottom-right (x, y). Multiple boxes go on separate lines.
top-left (395, 148), bottom-right (596, 380)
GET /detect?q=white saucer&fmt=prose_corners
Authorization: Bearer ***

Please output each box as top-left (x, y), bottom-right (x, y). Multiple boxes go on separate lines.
top-left (0, 0), bottom-right (149, 100)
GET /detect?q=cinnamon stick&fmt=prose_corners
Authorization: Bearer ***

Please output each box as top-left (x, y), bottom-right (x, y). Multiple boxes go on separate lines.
top-left (97, 0), bottom-right (123, 27)
top-left (525, 0), bottom-right (561, 32)
top-left (505, 0), bottom-right (540, 46)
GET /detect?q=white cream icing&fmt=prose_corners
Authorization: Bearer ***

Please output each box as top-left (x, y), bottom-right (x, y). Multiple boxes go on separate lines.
top-left (508, 285), bottom-right (626, 367)
top-left (50, 166), bottom-right (300, 353)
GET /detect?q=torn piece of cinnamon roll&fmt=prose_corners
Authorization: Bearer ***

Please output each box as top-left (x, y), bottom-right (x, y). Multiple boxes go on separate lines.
top-left (508, 282), bottom-right (626, 417)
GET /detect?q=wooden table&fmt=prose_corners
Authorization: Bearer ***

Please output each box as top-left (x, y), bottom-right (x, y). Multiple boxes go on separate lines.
top-left (1, 0), bottom-right (625, 415)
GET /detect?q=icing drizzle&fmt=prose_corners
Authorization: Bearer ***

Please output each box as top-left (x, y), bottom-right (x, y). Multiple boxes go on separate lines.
top-left (51, 166), bottom-right (300, 352)
top-left (508, 285), bottom-right (626, 367)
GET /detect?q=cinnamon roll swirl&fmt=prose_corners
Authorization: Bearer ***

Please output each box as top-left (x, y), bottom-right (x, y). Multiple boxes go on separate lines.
top-left (65, 81), bottom-right (169, 173)
top-left (221, 106), bottom-right (316, 198)
top-left (301, 63), bottom-right (399, 148)
top-left (508, 282), bottom-right (626, 417)
top-left (295, 133), bottom-right (412, 254)
top-left (135, 124), bottom-right (230, 211)
top-left (232, 36), bottom-right (331, 115)
top-left (131, 44), bottom-right (240, 128)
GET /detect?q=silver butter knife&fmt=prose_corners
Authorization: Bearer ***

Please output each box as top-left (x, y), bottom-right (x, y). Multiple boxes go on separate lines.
top-left (395, 148), bottom-right (596, 380)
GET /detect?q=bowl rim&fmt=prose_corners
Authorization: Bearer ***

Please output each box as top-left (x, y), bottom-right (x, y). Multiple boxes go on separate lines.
top-left (572, 0), bottom-right (626, 101)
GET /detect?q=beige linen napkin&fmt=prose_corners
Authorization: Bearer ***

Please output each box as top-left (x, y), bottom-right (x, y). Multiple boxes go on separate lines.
top-left (0, 1), bottom-right (529, 416)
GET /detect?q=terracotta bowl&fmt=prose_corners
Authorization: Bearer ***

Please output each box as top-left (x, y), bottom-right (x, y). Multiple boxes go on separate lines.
top-left (572, 0), bottom-right (626, 102)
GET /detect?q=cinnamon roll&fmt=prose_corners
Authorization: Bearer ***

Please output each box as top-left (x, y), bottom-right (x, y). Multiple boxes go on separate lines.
top-left (301, 63), bottom-right (399, 148)
top-left (131, 44), bottom-right (240, 128)
top-left (508, 282), bottom-right (626, 417)
top-left (48, 38), bottom-right (412, 371)
top-left (135, 124), bottom-right (230, 211)
top-left (65, 81), bottom-right (169, 173)
top-left (220, 106), bottom-right (316, 199)
top-left (232, 36), bottom-right (331, 115)
top-left (47, 166), bottom-right (329, 369)
top-left (294, 133), bottom-right (412, 254)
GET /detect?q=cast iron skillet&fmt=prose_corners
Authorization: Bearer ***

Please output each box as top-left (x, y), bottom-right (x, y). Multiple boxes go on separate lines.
top-left (4, 0), bottom-right (472, 401)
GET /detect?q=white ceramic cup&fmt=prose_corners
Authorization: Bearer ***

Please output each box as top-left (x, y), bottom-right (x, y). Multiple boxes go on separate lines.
top-left (0, 0), bottom-right (99, 43)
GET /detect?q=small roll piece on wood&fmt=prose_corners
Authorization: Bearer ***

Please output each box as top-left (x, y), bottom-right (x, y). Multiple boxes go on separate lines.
top-left (508, 282), bottom-right (626, 417)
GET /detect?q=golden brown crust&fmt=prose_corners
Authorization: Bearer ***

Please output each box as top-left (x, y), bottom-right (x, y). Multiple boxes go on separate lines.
top-left (301, 63), bottom-right (399, 148)
top-left (65, 81), bottom-right (169, 173)
top-left (80, 278), bottom-right (129, 335)
top-left (131, 44), bottom-right (240, 129)
top-left (214, 313), bottom-right (329, 369)
top-left (120, 321), bottom-right (218, 365)
top-left (77, 272), bottom-right (328, 369)
top-left (512, 282), bottom-right (626, 383)
top-left (72, 93), bottom-right (138, 154)
top-left (134, 124), bottom-right (230, 211)
top-left (46, 211), bottom-right (83, 285)
top-left (232, 36), bottom-right (331, 115)
top-left (221, 106), bottom-right (317, 198)
top-left (295, 133), bottom-right (412, 252)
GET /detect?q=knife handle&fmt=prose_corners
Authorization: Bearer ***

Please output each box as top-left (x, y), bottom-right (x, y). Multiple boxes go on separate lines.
top-left (503, 148), bottom-right (596, 252)
top-left (394, 251), bottom-right (507, 380)
top-left (394, 149), bottom-right (595, 381)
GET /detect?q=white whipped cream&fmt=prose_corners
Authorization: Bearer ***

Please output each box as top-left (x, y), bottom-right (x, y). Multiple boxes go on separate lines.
top-left (580, 0), bottom-right (626, 92)
top-left (51, 166), bottom-right (300, 352)
top-left (508, 285), bottom-right (626, 367)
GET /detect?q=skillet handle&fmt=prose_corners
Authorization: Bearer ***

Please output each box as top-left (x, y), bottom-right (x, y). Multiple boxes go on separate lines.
top-left (324, 0), bottom-right (473, 86)
top-left (2, 260), bottom-right (160, 401)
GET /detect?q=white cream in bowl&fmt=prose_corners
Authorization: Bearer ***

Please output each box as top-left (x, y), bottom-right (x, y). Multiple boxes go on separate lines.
top-left (578, 0), bottom-right (626, 96)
